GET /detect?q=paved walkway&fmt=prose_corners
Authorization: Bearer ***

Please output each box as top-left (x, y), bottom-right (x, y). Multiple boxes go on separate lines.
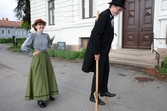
top-left (0, 44), bottom-right (167, 111)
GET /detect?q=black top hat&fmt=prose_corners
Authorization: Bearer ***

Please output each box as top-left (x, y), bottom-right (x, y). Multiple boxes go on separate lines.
top-left (108, 0), bottom-right (126, 9)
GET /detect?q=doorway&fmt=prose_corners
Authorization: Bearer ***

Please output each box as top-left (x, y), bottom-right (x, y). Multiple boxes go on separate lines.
top-left (122, 0), bottom-right (154, 49)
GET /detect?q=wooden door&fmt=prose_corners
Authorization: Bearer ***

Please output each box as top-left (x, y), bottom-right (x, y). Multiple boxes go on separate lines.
top-left (123, 0), bottom-right (154, 49)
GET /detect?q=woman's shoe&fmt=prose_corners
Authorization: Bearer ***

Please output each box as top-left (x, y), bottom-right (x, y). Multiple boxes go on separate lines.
top-left (37, 100), bottom-right (46, 108)
top-left (49, 96), bottom-right (55, 101)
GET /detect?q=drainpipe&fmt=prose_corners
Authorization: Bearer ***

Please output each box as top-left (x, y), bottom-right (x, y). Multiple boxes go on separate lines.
top-left (152, 32), bottom-right (160, 69)
top-left (152, 32), bottom-right (166, 69)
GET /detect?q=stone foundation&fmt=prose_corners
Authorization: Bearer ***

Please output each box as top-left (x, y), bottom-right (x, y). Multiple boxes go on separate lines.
top-left (51, 44), bottom-right (82, 51)
top-left (157, 48), bottom-right (167, 59)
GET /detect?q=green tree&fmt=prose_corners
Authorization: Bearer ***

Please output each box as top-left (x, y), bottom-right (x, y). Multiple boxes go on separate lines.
top-left (14, 0), bottom-right (31, 30)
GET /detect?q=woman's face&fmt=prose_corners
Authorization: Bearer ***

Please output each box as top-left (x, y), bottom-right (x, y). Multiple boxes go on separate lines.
top-left (110, 5), bottom-right (123, 17)
top-left (35, 22), bottom-right (45, 32)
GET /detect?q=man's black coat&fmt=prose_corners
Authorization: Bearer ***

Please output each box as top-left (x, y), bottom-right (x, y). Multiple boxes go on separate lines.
top-left (82, 9), bottom-right (114, 73)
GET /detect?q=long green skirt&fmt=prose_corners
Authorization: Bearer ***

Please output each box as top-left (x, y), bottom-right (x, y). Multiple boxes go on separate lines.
top-left (25, 52), bottom-right (59, 101)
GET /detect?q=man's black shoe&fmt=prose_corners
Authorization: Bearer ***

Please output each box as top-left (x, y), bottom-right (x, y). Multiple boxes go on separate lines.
top-left (100, 92), bottom-right (116, 97)
top-left (37, 100), bottom-right (46, 108)
top-left (89, 95), bottom-right (106, 105)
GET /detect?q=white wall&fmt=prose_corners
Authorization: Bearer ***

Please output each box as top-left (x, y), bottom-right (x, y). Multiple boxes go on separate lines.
top-left (153, 0), bottom-right (167, 49)
top-left (44, 24), bottom-right (93, 45)
top-left (30, 0), bottom-right (167, 51)
top-left (30, 0), bottom-right (48, 24)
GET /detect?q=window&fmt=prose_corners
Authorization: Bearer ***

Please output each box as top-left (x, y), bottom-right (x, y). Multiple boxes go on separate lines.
top-left (18, 30), bottom-right (21, 35)
top-left (13, 30), bottom-right (15, 35)
top-left (8, 30), bottom-right (11, 35)
top-left (48, 0), bottom-right (55, 25)
top-left (81, 37), bottom-right (89, 48)
top-left (2, 30), bottom-right (5, 35)
top-left (82, 0), bottom-right (97, 19)
top-left (23, 30), bottom-right (26, 35)
top-left (14, 30), bottom-right (17, 35)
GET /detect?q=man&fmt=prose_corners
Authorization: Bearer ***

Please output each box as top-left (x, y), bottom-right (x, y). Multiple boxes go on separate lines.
top-left (82, 0), bottom-right (126, 105)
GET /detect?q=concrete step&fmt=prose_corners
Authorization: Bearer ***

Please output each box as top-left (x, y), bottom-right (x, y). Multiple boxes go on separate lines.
top-left (109, 59), bottom-right (157, 68)
top-left (109, 49), bottom-right (158, 68)
top-left (110, 49), bottom-right (155, 55)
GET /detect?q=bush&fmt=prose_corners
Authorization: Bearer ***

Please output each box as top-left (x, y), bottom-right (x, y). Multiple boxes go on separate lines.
top-left (0, 38), bottom-right (10, 43)
top-left (48, 49), bottom-right (86, 60)
top-left (55, 49), bottom-right (66, 58)
top-left (65, 50), bottom-right (80, 60)
top-left (78, 47), bottom-right (86, 58)
top-left (17, 38), bottom-right (26, 44)
top-left (0, 37), bottom-right (26, 44)
top-left (50, 36), bottom-right (55, 45)
top-left (9, 44), bottom-right (22, 52)
top-left (54, 49), bottom-right (80, 60)
top-left (160, 56), bottom-right (167, 74)
top-left (6, 37), bottom-right (86, 60)
top-left (48, 49), bottom-right (56, 57)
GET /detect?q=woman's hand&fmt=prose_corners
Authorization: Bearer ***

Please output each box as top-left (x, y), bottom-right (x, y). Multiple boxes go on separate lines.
top-left (33, 50), bottom-right (40, 56)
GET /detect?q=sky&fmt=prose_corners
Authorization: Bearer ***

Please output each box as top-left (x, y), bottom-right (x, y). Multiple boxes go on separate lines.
top-left (0, 0), bottom-right (17, 21)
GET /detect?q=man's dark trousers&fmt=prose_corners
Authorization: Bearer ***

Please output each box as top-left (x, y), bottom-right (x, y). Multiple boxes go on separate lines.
top-left (91, 55), bottom-right (110, 94)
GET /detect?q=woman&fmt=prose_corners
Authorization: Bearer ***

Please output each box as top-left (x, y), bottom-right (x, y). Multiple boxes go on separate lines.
top-left (21, 19), bottom-right (59, 108)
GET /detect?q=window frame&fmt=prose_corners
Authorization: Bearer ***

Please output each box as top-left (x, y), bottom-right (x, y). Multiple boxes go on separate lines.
top-left (8, 30), bottom-right (11, 35)
top-left (14, 30), bottom-right (17, 35)
top-left (18, 30), bottom-right (21, 35)
top-left (48, 0), bottom-right (55, 25)
top-left (82, 0), bottom-right (96, 19)
top-left (1, 30), bottom-right (5, 35)
top-left (23, 30), bottom-right (26, 35)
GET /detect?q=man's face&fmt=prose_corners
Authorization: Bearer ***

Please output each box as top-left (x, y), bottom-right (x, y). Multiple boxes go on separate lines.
top-left (110, 5), bottom-right (123, 17)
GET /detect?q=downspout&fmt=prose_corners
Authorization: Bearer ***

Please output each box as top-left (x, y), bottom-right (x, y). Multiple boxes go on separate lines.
top-left (152, 33), bottom-right (166, 69)
top-left (152, 33), bottom-right (160, 69)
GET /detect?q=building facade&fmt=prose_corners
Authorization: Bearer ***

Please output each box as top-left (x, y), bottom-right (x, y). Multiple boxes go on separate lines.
top-left (0, 18), bottom-right (29, 38)
top-left (30, 0), bottom-right (167, 58)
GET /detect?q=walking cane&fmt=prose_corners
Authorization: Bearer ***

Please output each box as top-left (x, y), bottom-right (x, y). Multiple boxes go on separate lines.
top-left (94, 10), bottom-right (99, 111)
top-left (94, 59), bottom-right (99, 111)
